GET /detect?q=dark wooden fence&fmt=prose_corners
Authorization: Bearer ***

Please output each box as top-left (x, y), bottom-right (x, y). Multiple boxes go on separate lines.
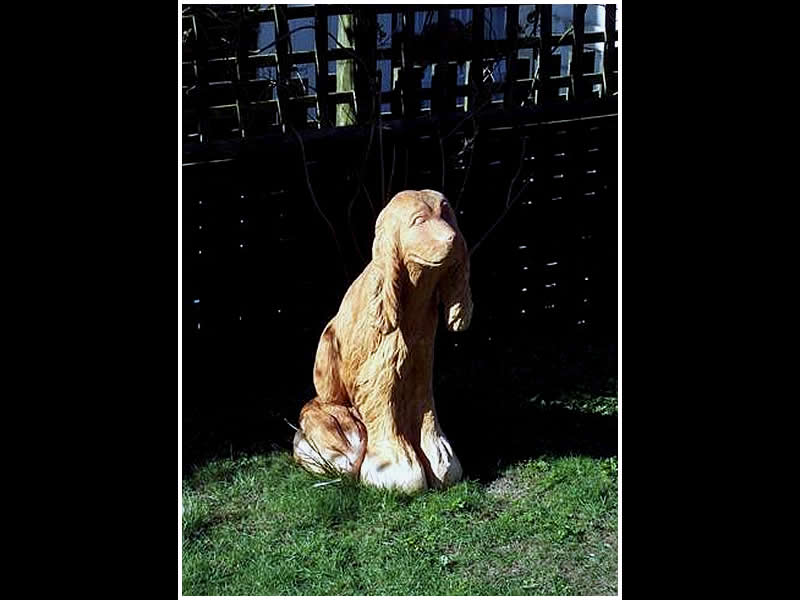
top-left (182, 4), bottom-right (618, 141)
top-left (181, 5), bottom-right (619, 462)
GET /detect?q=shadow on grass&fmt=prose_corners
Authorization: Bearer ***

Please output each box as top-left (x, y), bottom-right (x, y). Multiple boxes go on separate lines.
top-left (445, 402), bottom-right (617, 483)
top-left (183, 338), bottom-right (618, 484)
top-left (436, 337), bottom-right (618, 482)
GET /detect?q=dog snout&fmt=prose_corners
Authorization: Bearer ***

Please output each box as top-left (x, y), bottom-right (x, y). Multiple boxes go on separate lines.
top-left (440, 228), bottom-right (456, 257)
top-left (433, 222), bottom-right (456, 245)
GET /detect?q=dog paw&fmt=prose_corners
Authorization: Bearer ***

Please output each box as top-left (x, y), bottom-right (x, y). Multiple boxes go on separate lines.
top-left (360, 452), bottom-right (428, 493)
top-left (447, 302), bottom-right (472, 331)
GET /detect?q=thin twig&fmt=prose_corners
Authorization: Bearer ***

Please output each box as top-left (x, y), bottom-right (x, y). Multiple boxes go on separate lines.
top-left (442, 13), bottom-right (548, 141)
top-left (289, 125), bottom-right (350, 281)
top-left (342, 118), bottom-right (378, 229)
top-left (470, 136), bottom-right (531, 257)
top-left (346, 182), bottom-right (367, 264)
top-left (438, 123), bottom-right (446, 193)
top-left (403, 145), bottom-right (409, 190)
top-left (443, 94), bottom-right (492, 142)
top-left (506, 137), bottom-right (529, 209)
top-left (553, 25), bottom-right (575, 54)
top-left (454, 115), bottom-right (478, 211)
top-left (361, 182), bottom-right (377, 221)
top-left (247, 24), bottom-right (380, 120)
top-left (470, 180), bottom-right (533, 258)
top-left (386, 142), bottom-right (396, 202)
top-left (379, 112), bottom-right (385, 206)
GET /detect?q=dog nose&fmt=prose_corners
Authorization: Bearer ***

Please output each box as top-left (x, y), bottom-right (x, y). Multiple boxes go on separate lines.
top-left (433, 221), bottom-right (456, 246)
top-left (436, 231), bottom-right (455, 247)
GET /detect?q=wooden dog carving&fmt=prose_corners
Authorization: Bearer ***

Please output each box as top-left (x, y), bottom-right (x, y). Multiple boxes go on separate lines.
top-left (293, 190), bottom-right (472, 492)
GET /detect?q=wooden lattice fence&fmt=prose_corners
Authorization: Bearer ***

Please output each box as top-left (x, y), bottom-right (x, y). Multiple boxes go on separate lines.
top-left (182, 4), bottom-right (618, 142)
top-left (181, 4), bottom-right (619, 448)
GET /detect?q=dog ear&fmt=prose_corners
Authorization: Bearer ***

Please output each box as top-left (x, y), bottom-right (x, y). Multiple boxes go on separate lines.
top-left (439, 242), bottom-right (473, 332)
top-left (369, 210), bottom-right (403, 333)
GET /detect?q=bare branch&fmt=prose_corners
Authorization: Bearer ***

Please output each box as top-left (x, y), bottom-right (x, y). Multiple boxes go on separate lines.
top-left (289, 125), bottom-right (350, 281)
top-left (469, 136), bottom-right (531, 257)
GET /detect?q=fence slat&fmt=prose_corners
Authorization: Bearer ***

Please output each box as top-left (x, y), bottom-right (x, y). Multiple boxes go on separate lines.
top-left (537, 5), bottom-right (555, 105)
top-left (504, 4), bottom-right (519, 111)
top-left (390, 15), bottom-right (403, 117)
top-left (182, 5), bottom-right (619, 142)
top-left (314, 5), bottom-right (331, 127)
top-left (399, 10), bottom-right (420, 118)
top-left (432, 63), bottom-right (457, 116)
top-left (190, 12), bottom-right (210, 143)
top-left (570, 5), bottom-right (587, 102)
top-left (466, 6), bottom-right (486, 113)
top-left (234, 5), bottom-right (254, 138)
top-left (353, 9), bottom-right (378, 123)
top-left (272, 5), bottom-right (292, 130)
top-left (604, 4), bottom-right (618, 97)
top-left (431, 8), bottom-right (457, 117)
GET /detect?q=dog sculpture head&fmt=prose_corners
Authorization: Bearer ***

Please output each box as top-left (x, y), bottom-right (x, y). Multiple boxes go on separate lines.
top-left (370, 190), bottom-right (473, 334)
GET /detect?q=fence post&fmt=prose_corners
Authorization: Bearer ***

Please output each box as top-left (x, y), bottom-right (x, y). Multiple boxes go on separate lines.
top-left (335, 13), bottom-right (357, 126)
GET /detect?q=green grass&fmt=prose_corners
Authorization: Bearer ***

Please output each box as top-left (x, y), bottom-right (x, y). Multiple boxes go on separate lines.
top-left (182, 450), bottom-right (618, 595)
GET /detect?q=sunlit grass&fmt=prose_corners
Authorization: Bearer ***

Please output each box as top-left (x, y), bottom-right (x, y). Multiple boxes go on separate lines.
top-left (182, 450), bottom-right (617, 596)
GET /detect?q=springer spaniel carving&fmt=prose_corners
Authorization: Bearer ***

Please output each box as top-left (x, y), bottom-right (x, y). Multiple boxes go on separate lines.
top-left (293, 190), bottom-right (473, 492)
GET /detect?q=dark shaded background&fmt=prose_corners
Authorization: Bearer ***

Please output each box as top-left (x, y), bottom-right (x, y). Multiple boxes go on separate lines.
top-left (181, 4), bottom-right (618, 480)
top-left (182, 103), bottom-right (618, 480)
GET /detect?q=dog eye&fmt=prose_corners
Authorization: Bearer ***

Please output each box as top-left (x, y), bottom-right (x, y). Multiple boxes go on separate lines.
top-left (412, 215), bottom-right (426, 226)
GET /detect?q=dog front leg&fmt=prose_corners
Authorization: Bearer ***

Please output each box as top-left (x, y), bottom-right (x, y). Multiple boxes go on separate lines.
top-left (419, 410), bottom-right (463, 488)
top-left (359, 431), bottom-right (428, 493)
